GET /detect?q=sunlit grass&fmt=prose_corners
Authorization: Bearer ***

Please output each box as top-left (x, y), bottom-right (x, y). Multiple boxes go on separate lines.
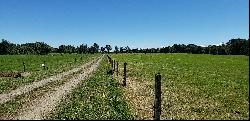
top-left (0, 64), bottom-right (89, 119)
top-left (48, 57), bottom-right (134, 120)
top-left (0, 53), bottom-right (100, 93)
top-left (110, 53), bottom-right (249, 120)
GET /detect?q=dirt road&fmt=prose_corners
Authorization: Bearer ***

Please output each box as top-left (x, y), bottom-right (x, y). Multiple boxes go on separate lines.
top-left (0, 55), bottom-right (102, 104)
top-left (0, 55), bottom-right (104, 120)
top-left (15, 55), bottom-right (104, 119)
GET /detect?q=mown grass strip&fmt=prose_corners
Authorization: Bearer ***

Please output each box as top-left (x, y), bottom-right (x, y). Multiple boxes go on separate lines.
top-left (48, 57), bottom-right (134, 120)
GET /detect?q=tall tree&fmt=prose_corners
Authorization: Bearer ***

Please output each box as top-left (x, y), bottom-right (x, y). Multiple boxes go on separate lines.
top-left (58, 45), bottom-right (66, 53)
top-left (100, 47), bottom-right (105, 53)
top-left (114, 46), bottom-right (119, 54)
top-left (0, 39), bottom-right (10, 55)
top-left (125, 46), bottom-right (131, 53)
top-left (89, 46), bottom-right (95, 54)
top-left (119, 47), bottom-right (124, 53)
top-left (93, 43), bottom-right (99, 53)
top-left (105, 45), bottom-right (112, 53)
top-left (29, 42), bottom-right (52, 55)
top-left (77, 44), bottom-right (88, 54)
top-left (226, 38), bottom-right (248, 55)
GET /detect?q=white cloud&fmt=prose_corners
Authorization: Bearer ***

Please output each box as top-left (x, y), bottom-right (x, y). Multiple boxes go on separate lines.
top-left (214, 42), bottom-right (223, 46)
top-left (199, 45), bottom-right (206, 47)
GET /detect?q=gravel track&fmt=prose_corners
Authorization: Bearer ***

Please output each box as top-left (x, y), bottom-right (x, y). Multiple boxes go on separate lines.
top-left (15, 55), bottom-right (104, 120)
top-left (0, 55), bottom-right (101, 104)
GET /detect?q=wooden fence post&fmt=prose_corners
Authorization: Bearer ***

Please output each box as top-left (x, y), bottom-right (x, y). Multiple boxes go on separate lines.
top-left (111, 60), bottom-right (113, 70)
top-left (116, 61), bottom-right (118, 77)
top-left (23, 62), bottom-right (25, 72)
top-left (113, 60), bottom-right (116, 72)
top-left (154, 73), bottom-right (161, 120)
top-left (123, 62), bottom-right (127, 86)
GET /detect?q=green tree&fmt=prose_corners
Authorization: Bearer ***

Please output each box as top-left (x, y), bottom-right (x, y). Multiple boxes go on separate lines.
top-left (226, 38), bottom-right (248, 55)
top-left (0, 39), bottom-right (11, 55)
top-left (34, 42), bottom-right (52, 55)
top-left (88, 46), bottom-right (95, 54)
top-left (100, 47), bottom-right (105, 53)
top-left (93, 43), bottom-right (99, 53)
top-left (77, 44), bottom-right (88, 54)
top-left (119, 47), bottom-right (124, 53)
top-left (114, 46), bottom-right (119, 54)
top-left (105, 45), bottom-right (112, 53)
top-left (58, 45), bottom-right (66, 53)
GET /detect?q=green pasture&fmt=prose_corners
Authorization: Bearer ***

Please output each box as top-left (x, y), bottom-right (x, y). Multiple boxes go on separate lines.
top-left (110, 53), bottom-right (249, 120)
top-left (48, 57), bottom-right (134, 120)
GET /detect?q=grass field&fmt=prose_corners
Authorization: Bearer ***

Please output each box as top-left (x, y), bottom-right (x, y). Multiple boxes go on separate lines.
top-left (0, 53), bottom-right (248, 120)
top-left (48, 57), bottom-right (134, 120)
top-left (0, 53), bottom-right (99, 93)
top-left (110, 53), bottom-right (249, 120)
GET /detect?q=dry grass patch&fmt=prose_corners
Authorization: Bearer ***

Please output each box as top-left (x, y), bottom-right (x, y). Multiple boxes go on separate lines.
top-left (115, 74), bottom-right (154, 120)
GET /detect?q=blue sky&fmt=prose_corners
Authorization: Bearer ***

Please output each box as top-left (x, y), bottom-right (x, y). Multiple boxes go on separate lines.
top-left (0, 0), bottom-right (249, 49)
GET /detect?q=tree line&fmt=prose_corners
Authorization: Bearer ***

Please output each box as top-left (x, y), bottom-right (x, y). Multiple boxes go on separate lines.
top-left (0, 39), bottom-right (111, 55)
top-left (0, 38), bottom-right (248, 55)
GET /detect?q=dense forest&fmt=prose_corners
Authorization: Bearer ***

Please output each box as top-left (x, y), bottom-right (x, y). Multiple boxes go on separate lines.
top-left (0, 38), bottom-right (249, 55)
